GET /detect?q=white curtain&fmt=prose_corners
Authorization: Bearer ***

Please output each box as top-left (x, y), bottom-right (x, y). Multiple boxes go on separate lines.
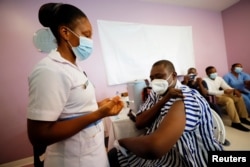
top-left (98, 20), bottom-right (195, 85)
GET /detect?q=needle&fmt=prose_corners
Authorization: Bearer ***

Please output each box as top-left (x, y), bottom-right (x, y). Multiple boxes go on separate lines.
top-left (121, 99), bottom-right (134, 103)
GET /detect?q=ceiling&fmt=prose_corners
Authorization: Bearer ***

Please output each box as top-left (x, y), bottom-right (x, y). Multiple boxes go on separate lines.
top-left (141, 0), bottom-right (240, 11)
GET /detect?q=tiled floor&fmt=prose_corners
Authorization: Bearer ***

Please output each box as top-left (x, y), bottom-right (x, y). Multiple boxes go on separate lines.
top-left (20, 114), bottom-right (250, 167)
top-left (221, 114), bottom-right (250, 150)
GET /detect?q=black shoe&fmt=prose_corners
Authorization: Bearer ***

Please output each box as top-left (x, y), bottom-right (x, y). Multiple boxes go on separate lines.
top-left (240, 118), bottom-right (250, 125)
top-left (222, 139), bottom-right (230, 146)
top-left (231, 123), bottom-right (250, 132)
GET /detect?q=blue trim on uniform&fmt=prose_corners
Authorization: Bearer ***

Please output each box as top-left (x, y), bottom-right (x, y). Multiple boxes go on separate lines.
top-left (59, 115), bottom-right (102, 128)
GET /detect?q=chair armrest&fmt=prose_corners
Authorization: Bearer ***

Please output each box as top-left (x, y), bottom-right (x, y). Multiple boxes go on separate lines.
top-left (206, 94), bottom-right (217, 104)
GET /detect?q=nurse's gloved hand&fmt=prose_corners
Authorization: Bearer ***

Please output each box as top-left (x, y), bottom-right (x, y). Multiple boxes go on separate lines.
top-left (97, 98), bottom-right (111, 107)
top-left (99, 96), bottom-right (124, 117)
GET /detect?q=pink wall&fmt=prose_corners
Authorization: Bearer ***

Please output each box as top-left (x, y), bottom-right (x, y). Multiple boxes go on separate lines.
top-left (222, 0), bottom-right (250, 73)
top-left (0, 0), bottom-right (230, 163)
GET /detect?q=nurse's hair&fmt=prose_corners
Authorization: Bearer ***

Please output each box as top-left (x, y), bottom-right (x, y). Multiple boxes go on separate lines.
top-left (152, 60), bottom-right (176, 73)
top-left (38, 3), bottom-right (87, 43)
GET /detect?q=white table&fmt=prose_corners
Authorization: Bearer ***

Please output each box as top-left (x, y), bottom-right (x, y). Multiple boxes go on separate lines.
top-left (104, 108), bottom-right (145, 151)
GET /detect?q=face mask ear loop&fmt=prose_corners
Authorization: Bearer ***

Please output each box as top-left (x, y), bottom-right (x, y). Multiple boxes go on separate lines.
top-left (66, 27), bottom-right (80, 38)
top-left (67, 40), bottom-right (73, 47)
top-left (166, 72), bottom-right (173, 81)
top-left (65, 27), bottom-right (80, 50)
top-left (166, 72), bottom-right (174, 87)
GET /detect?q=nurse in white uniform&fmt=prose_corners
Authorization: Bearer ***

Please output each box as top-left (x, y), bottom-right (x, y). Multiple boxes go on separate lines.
top-left (27, 3), bottom-right (123, 167)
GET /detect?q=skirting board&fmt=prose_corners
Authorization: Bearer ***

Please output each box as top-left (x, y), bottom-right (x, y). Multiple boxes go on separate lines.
top-left (0, 157), bottom-right (33, 167)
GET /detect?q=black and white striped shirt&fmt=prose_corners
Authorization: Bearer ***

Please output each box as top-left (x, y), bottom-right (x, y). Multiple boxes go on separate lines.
top-left (117, 81), bottom-right (223, 167)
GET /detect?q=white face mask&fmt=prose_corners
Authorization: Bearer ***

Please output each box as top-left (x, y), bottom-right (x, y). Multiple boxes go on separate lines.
top-left (151, 73), bottom-right (173, 95)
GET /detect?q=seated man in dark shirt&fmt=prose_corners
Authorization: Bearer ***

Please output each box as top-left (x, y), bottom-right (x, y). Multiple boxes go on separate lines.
top-left (182, 67), bottom-right (222, 116)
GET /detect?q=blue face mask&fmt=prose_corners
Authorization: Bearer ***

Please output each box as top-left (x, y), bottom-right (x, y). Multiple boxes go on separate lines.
top-left (67, 28), bottom-right (93, 61)
top-left (209, 72), bottom-right (217, 80)
top-left (234, 67), bottom-right (243, 74)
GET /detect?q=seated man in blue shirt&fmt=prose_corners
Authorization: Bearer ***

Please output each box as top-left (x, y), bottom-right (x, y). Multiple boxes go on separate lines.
top-left (108, 60), bottom-right (223, 167)
top-left (223, 63), bottom-right (250, 115)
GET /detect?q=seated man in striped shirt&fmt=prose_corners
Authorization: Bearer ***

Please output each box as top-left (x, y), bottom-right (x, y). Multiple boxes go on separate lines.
top-left (108, 60), bottom-right (223, 167)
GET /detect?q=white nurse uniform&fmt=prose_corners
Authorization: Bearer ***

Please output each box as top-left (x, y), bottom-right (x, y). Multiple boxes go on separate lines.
top-left (27, 50), bottom-right (109, 167)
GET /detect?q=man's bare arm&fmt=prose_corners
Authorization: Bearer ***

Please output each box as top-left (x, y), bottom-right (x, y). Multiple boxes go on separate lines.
top-left (120, 100), bottom-right (186, 159)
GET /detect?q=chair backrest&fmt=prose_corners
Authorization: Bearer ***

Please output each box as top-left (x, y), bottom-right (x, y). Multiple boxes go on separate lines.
top-left (202, 80), bottom-right (223, 116)
top-left (211, 108), bottom-right (226, 144)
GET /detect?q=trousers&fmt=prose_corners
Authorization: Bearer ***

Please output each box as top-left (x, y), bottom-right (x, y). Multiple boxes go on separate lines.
top-left (215, 94), bottom-right (248, 123)
top-left (242, 93), bottom-right (250, 114)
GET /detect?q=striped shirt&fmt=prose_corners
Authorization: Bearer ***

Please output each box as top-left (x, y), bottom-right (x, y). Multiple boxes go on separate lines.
top-left (118, 81), bottom-right (223, 167)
